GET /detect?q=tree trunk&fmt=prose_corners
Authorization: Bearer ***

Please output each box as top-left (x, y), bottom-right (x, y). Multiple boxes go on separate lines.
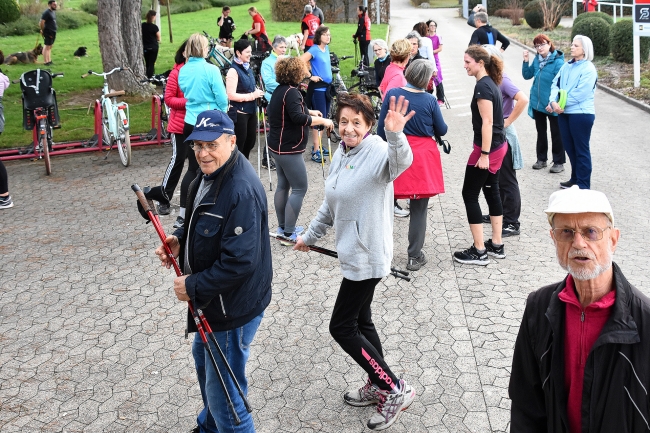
top-left (97, 0), bottom-right (150, 95)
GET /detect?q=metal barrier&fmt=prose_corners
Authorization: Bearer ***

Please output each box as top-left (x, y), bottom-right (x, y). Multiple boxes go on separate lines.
top-left (573, 0), bottom-right (633, 23)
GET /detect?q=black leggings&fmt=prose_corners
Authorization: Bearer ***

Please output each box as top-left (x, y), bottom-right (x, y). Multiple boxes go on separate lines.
top-left (0, 160), bottom-right (8, 194)
top-left (435, 82), bottom-right (445, 102)
top-left (235, 112), bottom-right (257, 160)
top-left (462, 165), bottom-right (502, 225)
top-left (143, 47), bottom-right (158, 79)
top-left (180, 122), bottom-right (201, 208)
top-left (330, 278), bottom-right (399, 391)
top-left (161, 131), bottom-right (189, 202)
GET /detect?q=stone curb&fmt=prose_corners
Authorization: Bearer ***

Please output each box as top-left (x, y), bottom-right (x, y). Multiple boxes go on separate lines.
top-left (508, 37), bottom-right (650, 115)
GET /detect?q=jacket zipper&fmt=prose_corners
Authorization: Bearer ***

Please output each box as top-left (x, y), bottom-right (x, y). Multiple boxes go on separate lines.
top-left (219, 295), bottom-right (227, 317)
top-left (580, 310), bottom-right (586, 365)
top-left (199, 211), bottom-right (223, 219)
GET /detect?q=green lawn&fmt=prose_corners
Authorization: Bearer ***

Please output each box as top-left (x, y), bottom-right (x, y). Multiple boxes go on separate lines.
top-left (0, 1), bottom-right (386, 149)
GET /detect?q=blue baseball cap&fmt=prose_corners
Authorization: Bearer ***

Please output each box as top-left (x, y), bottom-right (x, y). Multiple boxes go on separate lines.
top-left (185, 110), bottom-right (235, 143)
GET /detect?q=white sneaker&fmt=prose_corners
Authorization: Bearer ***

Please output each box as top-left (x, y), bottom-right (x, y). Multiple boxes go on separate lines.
top-left (343, 377), bottom-right (381, 407)
top-left (367, 379), bottom-right (416, 431)
top-left (394, 205), bottom-right (409, 218)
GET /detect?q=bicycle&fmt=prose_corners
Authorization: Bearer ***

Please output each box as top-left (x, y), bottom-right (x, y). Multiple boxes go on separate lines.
top-left (327, 53), bottom-right (353, 144)
top-left (82, 67), bottom-right (132, 167)
top-left (347, 61), bottom-right (382, 128)
top-left (203, 31), bottom-right (233, 78)
top-left (142, 73), bottom-right (170, 142)
top-left (18, 69), bottom-right (63, 175)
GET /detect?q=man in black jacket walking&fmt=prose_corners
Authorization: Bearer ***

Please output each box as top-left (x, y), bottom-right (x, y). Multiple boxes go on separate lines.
top-left (469, 12), bottom-right (510, 51)
top-left (509, 185), bottom-right (650, 433)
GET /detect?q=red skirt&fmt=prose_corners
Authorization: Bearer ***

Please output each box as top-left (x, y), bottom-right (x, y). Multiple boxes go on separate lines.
top-left (394, 135), bottom-right (445, 199)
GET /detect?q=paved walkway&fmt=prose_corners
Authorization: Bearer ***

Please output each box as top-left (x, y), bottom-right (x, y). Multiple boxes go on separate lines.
top-left (2, 5), bottom-right (650, 433)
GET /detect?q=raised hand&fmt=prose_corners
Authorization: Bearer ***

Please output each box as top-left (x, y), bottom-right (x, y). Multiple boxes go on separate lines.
top-left (384, 95), bottom-right (415, 133)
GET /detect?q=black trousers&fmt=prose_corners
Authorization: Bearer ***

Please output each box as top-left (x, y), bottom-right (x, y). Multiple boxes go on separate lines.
top-left (498, 142), bottom-right (521, 227)
top-left (235, 112), bottom-right (257, 160)
top-left (330, 278), bottom-right (399, 391)
top-left (0, 159), bottom-right (8, 194)
top-left (462, 165), bottom-right (502, 225)
top-left (533, 109), bottom-right (565, 164)
top-left (358, 39), bottom-right (370, 66)
top-left (161, 131), bottom-right (190, 202)
top-left (435, 82), bottom-right (445, 102)
top-left (143, 47), bottom-right (159, 79)
top-left (180, 122), bottom-right (201, 208)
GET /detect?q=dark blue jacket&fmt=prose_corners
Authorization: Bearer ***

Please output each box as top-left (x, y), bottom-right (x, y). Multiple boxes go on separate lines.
top-left (522, 49), bottom-right (564, 115)
top-left (173, 150), bottom-right (272, 332)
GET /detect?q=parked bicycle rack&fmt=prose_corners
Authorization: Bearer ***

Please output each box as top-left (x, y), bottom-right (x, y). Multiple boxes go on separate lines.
top-left (0, 94), bottom-right (171, 162)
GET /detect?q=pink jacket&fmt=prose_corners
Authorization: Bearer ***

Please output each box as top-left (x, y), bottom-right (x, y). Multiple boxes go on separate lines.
top-left (164, 63), bottom-right (187, 134)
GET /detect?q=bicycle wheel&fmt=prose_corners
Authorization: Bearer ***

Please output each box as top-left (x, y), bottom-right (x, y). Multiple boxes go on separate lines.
top-left (116, 116), bottom-right (131, 167)
top-left (41, 120), bottom-right (51, 175)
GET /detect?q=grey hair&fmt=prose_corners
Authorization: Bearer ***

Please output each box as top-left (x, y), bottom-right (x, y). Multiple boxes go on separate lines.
top-left (475, 12), bottom-right (488, 24)
top-left (405, 59), bottom-right (434, 89)
top-left (304, 4), bottom-right (312, 13)
top-left (371, 39), bottom-right (388, 52)
top-left (573, 34), bottom-right (594, 61)
top-left (482, 44), bottom-right (503, 60)
top-left (272, 35), bottom-right (288, 48)
top-left (405, 31), bottom-right (421, 47)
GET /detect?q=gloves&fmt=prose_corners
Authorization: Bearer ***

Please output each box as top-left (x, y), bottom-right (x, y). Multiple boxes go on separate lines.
top-left (136, 200), bottom-right (151, 223)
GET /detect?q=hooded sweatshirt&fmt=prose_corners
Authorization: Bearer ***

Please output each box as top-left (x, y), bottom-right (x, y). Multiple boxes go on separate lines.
top-left (302, 131), bottom-right (413, 281)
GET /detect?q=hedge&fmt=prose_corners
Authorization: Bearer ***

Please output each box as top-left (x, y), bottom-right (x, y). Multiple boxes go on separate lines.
top-left (610, 19), bottom-right (650, 63)
top-left (524, 0), bottom-right (562, 30)
top-left (573, 10), bottom-right (613, 27)
top-left (571, 15), bottom-right (611, 57)
top-left (0, 9), bottom-right (96, 37)
top-left (0, 0), bottom-right (19, 24)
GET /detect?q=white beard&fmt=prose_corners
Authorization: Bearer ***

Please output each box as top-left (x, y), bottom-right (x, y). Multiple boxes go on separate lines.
top-left (557, 247), bottom-right (613, 281)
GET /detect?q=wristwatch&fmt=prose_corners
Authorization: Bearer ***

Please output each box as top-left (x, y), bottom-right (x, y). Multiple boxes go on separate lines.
top-left (481, 150), bottom-right (490, 155)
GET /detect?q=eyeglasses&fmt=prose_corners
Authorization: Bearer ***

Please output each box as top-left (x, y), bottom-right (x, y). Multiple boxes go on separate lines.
top-left (534, 43), bottom-right (548, 49)
top-left (190, 142), bottom-right (220, 152)
top-left (551, 226), bottom-right (610, 242)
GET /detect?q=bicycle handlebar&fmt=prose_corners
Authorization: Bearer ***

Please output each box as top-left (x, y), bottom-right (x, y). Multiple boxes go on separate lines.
top-left (81, 67), bottom-right (124, 79)
top-left (339, 56), bottom-right (354, 60)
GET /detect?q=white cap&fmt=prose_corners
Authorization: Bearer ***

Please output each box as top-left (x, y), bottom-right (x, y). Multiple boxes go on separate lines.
top-left (545, 185), bottom-right (614, 226)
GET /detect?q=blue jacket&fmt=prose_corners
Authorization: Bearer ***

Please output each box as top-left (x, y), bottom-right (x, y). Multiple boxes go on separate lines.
top-left (178, 57), bottom-right (228, 125)
top-left (173, 151), bottom-right (272, 332)
top-left (261, 51), bottom-right (279, 103)
top-left (549, 59), bottom-right (597, 114)
top-left (522, 49), bottom-right (564, 115)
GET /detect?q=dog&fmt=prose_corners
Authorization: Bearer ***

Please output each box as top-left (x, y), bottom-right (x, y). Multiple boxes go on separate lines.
top-left (4, 44), bottom-right (43, 65)
top-left (285, 33), bottom-right (304, 56)
top-left (73, 47), bottom-right (87, 57)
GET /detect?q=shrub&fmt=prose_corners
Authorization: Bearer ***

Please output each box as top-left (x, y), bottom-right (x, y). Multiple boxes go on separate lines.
top-left (571, 15), bottom-right (611, 56)
top-left (56, 10), bottom-right (98, 29)
top-left (524, 0), bottom-right (561, 29)
top-left (0, 0), bottom-right (20, 24)
top-left (0, 15), bottom-right (37, 36)
top-left (208, 0), bottom-right (258, 6)
top-left (574, 10), bottom-right (614, 27)
top-left (610, 19), bottom-right (650, 63)
top-left (495, 8), bottom-right (524, 25)
top-left (80, 1), bottom-right (98, 16)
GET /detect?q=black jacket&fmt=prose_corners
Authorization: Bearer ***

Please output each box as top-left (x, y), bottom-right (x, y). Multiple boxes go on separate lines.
top-left (374, 55), bottom-right (391, 87)
top-left (267, 84), bottom-right (312, 155)
top-left (173, 150), bottom-right (272, 333)
top-left (509, 263), bottom-right (650, 432)
top-left (469, 25), bottom-right (510, 50)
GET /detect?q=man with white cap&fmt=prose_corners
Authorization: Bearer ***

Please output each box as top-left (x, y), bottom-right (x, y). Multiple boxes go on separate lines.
top-left (509, 186), bottom-right (650, 433)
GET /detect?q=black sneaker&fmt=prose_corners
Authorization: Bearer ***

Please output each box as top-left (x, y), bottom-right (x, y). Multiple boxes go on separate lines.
top-left (0, 195), bottom-right (14, 209)
top-left (485, 239), bottom-right (506, 259)
top-left (157, 202), bottom-right (171, 215)
top-left (173, 216), bottom-right (184, 229)
top-left (532, 160), bottom-right (547, 169)
top-left (453, 245), bottom-right (489, 265)
top-left (502, 223), bottom-right (520, 237)
top-left (482, 215), bottom-right (490, 224)
top-left (406, 252), bottom-right (427, 271)
top-left (560, 180), bottom-right (575, 189)
top-left (261, 158), bottom-right (276, 171)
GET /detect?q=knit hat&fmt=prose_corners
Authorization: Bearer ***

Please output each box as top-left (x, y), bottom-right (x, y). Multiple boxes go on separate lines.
top-left (573, 35), bottom-right (594, 61)
top-left (545, 185), bottom-right (614, 226)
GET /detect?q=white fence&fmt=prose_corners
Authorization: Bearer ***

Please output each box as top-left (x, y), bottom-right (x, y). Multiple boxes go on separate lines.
top-left (572, 0), bottom-right (633, 23)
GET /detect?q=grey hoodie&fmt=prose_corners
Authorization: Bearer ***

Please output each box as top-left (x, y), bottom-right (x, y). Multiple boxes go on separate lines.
top-left (302, 130), bottom-right (413, 280)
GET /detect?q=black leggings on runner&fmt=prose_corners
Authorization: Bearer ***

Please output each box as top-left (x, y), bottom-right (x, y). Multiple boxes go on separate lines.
top-left (180, 122), bottom-right (200, 208)
top-left (0, 160), bottom-right (8, 194)
top-left (462, 165), bottom-right (502, 225)
top-left (235, 112), bottom-right (257, 160)
top-left (330, 277), bottom-right (399, 392)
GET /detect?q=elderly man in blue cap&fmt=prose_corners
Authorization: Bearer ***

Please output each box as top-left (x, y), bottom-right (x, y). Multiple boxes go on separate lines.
top-left (509, 186), bottom-right (650, 433)
top-left (155, 110), bottom-right (272, 433)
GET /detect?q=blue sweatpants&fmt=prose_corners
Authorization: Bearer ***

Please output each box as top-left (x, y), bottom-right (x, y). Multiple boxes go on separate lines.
top-left (558, 113), bottom-right (595, 189)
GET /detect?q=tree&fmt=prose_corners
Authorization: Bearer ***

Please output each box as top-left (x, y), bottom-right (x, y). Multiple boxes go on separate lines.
top-left (97, 0), bottom-right (150, 95)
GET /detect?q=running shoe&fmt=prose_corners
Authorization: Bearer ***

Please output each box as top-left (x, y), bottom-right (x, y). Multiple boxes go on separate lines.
top-left (453, 245), bottom-right (489, 266)
top-left (276, 226), bottom-right (304, 236)
top-left (406, 252), bottom-right (427, 271)
top-left (311, 150), bottom-right (322, 163)
top-left (367, 379), bottom-right (416, 431)
top-left (173, 216), bottom-right (184, 229)
top-left (344, 378), bottom-right (381, 407)
top-left (0, 195), bottom-right (14, 209)
top-left (502, 223), bottom-right (520, 237)
top-left (394, 204), bottom-right (409, 218)
top-left (485, 239), bottom-right (506, 259)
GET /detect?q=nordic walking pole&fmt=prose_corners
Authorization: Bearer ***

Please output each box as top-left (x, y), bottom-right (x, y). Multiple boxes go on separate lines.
top-left (256, 104), bottom-right (262, 179)
top-left (132, 184), bottom-right (252, 419)
top-left (260, 103), bottom-right (272, 191)
top-left (268, 232), bottom-right (411, 281)
top-left (318, 128), bottom-right (325, 179)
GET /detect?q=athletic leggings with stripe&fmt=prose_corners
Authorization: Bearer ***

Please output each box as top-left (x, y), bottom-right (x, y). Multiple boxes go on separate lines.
top-left (160, 131), bottom-right (189, 202)
top-left (180, 122), bottom-right (201, 208)
top-left (330, 278), bottom-right (399, 391)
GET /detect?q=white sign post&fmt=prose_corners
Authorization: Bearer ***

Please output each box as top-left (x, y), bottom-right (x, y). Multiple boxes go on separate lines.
top-left (634, 0), bottom-right (650, 87)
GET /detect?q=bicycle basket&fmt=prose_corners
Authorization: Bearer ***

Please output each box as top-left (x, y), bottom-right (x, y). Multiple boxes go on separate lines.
top-left (20, 69), bottom-right (56, 110)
